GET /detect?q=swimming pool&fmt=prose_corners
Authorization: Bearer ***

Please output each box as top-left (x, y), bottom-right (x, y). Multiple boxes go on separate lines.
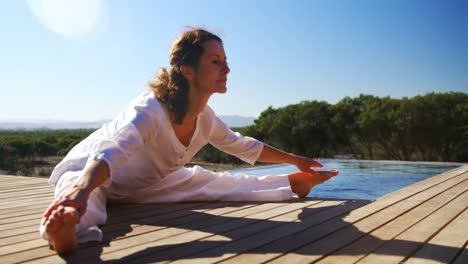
top-left (229, 159), bottom-right (465, 200)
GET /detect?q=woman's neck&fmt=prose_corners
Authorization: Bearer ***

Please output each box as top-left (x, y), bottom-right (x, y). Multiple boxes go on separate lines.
top-left (184, 90), bottom-right (211, 123)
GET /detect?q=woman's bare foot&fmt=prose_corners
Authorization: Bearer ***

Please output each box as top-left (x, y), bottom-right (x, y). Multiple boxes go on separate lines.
top-left (288, 170), bottom-right (339, 198)
top-left (42, 205), bottom-right (80, 255)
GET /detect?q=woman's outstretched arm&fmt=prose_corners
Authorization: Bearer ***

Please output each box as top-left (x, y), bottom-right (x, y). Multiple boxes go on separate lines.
top-left (43, 159), bottom-right (110, 220)
top-left (257, 144), bottom-right (323, 173)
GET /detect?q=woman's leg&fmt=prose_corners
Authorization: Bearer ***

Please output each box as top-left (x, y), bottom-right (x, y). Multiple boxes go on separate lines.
top-left (130, 165), bottom-right (294, 203)
top-left (131, 165), bottom-right (339, 203)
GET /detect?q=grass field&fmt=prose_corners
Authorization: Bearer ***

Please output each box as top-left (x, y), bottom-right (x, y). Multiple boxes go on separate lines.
top-left (0, 156), bottom-right (258, 178)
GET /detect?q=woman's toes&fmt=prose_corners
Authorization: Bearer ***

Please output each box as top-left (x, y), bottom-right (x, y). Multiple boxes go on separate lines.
top-left (45, 217), bottom-right (60, 232)
top-left (62, 209), bottom-right (79, 225)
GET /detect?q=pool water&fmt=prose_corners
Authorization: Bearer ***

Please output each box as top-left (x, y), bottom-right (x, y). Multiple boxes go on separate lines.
top-left (229, 159), bottom-right (465, 200)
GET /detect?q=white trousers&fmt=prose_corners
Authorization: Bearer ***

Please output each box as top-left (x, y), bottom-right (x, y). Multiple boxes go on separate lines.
top-left (40, 165), bottom-right (293, 243)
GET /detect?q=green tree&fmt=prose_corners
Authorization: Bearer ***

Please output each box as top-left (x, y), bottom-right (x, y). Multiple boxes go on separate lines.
top-left (331, 95), bottom-right (375, 159)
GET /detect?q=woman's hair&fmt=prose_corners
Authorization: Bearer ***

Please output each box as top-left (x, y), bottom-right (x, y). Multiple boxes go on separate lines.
top-left (148, 28), bottom-right (223, 124)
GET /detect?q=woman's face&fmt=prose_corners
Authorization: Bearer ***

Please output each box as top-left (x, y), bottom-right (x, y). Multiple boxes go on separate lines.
top-left (190, 40), bottom-right (230, 96)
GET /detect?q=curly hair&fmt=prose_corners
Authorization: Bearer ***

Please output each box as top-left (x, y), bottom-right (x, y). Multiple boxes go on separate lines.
top-left (148, 28), bottom-right (222, 124)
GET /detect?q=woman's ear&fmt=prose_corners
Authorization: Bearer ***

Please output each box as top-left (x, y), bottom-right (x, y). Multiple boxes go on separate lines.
top-left (180, 65), bottom-right (194, 81)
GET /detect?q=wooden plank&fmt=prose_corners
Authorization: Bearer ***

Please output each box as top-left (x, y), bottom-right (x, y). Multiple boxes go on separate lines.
top-left (0, 177), bottom-right (48, 185)
top-left (0, 202), bottom-right (227, 252)
top-left (270, 176), bottom-right (467, 264)
top-left (65, 202), bottom-right (297, 263)
top-left (0, 239), bottom-right (50, 259)
top-left (0, 200), bottom-right (51, 212)
top-left (0, 186), bottom-right (52, 194)
top-left (167, 200), bottom-right (367, 264)
top-left (4, 202), bottom-right (285, 263)
top-left (356, 188), bottom-right (468, 263)
top-left (0, 218), bottom-right (45, 232)
top-left (221, 172), bottom-right (468, 264)
top-left (0, 209), bottom-right (46, 222)
top-left (0, 184), bottom-right (49, 191)
top-left (0, 178), bottom-right (48, 185)
top-left (99, 202), bottom-right (256, 238)
top-left (0, 212), bottom-right (42, 225)
top-left (0, 204), bottom-right (50, 219)
top-left (0, 202), bottom-right (191, 233)
top-left (0, 195), bottom-right (53, 207)
top-left (0, 202), bottom-right (214, 255)
top-left (451, 242), bottom-right (468, 264)
top-left (104, 202), bottom-right (218, 225)
top-left (0, 179), bottom-right (48, 186)
top-left (0, 225), bottom-right (45, 239)
top-left (0, 203), bottom-right (197, 242)
top-left (99, 201), bottom-right (265, 243)
top-left (0, 191), bottom-right (53, 200)
top-left (100, 202), bottom-right (255, 237)
top-left (131, 202), bottom-right (344, 264)
top-left (0, 178), bottom-right (48, 187)
top-left (0, 192), bottom-right (50, 200)
top-left (0, 220), bottom-right (45, 239)
top-left (0, 202), bottom-right (260, 252)
top-left (33, 201), bottom-right (319, 263)
top-left (93, 201), bottom-right (330, 261)
top-left (0, 232), bottom-right (41, 248)
top-left (403, 208), bottom-right (468, 264)
top-left (0, 202), bottom-right (215, 256)
top-left (0, 205), bottom-right (50, 216)
top-left (0, 180), bottom-right (49, 187)
top-left (315, 178), bottom-right (468, 264)
top-left (0, 165), bottom-right (466, 263)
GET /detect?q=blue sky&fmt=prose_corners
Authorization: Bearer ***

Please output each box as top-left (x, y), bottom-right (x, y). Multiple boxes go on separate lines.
top-left (1, 0), bottom-right (467, 122)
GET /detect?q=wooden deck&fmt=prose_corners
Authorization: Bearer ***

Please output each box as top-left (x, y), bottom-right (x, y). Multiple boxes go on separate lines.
top-left (0, 165), bottom-right (467, 264)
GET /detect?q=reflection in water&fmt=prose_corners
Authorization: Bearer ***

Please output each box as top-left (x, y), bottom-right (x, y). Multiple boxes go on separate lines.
top-left (229, 160), bottom-right (464, 200)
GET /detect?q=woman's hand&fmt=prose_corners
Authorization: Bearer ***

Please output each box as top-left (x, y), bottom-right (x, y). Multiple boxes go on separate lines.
top-left (42, 159), bottom-right (110, 226)
top-left (42, 187), bottom-right (88, 224)
top-left (292, 155), bottom-right (323, 174)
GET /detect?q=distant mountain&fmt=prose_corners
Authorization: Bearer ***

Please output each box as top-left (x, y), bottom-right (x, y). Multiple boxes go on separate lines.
top-left (0, 120), bottom-right (110, 130)
top-left (0, 115), bottom-right (255, 130)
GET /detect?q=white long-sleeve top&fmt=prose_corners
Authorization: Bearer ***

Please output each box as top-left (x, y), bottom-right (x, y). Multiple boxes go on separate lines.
top-left (49, 91), bottom-right (264, 188)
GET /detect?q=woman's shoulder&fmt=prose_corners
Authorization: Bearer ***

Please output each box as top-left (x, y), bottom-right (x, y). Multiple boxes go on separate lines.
top-left (200, 104), bottom-right (217, 120)
top-left (131, 91), bottom-right (165, 115)
top-left (133, 90), bottom-right (161, 106)
top-left (117, 91), bottom-right (164, 135)
top-left (200, 105), bottom-right (227, 130)
top-left (111, 90), bottom-right (165, 130)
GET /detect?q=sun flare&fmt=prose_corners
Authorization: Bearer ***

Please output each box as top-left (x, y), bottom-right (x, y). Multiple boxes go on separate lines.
top-left (27, 0), bottom-right (103, 38)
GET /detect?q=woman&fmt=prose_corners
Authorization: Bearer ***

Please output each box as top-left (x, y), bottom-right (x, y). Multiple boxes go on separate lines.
top-left (40, 28), bottom-right (339, 254)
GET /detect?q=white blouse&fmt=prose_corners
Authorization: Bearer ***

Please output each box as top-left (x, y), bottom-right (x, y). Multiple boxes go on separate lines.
top-left (49, 91), bottom-right (264, 188)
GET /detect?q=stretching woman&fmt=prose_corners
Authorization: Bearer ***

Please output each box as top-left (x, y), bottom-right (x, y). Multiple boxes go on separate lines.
top-left (40, 28), bottom-right (339, 254)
